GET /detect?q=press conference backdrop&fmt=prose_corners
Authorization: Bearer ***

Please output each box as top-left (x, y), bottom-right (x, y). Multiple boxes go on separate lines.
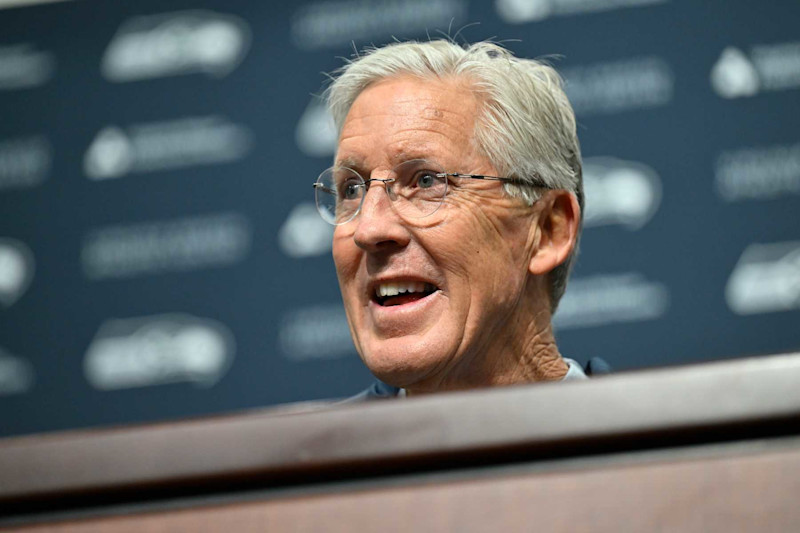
top-left (0, 0), bottom-right (798, 438)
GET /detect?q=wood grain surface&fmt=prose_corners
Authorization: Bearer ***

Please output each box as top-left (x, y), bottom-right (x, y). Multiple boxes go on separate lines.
top-left (3, 352), bottom-right (800, 504)
top-left (5, 440), bottom-right (800, 532)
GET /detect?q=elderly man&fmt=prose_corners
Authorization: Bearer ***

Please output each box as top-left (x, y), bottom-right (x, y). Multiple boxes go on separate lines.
top-left (314, 40), bottom-right (601, 398)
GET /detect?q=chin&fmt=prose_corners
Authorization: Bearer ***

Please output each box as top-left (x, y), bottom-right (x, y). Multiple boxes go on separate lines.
top-left (358, 335), bottom-right (451, 388)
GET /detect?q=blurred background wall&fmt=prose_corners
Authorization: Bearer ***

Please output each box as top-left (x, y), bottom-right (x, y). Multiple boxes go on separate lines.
top-left (0, 0), bottom-right (798, 437)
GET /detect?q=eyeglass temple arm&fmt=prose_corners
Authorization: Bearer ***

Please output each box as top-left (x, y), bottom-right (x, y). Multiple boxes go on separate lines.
top-left (441, 172), bottom-right (553, 189)
top-left (312, 183), bottom-right (336, 194)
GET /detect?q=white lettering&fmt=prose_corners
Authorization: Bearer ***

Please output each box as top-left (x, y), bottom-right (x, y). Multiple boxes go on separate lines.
top-left (711, 41), bottom-right (800, 99)
top-left (291, 0), bottom-right (467, 50)
top-left (82, 213), bottom-right (251, 280)
top-left (84, 116), bottom-right (253, 180)
top-left (0, 43), bottom-right (55, 90)
top-left (715, 143), bottom-right (800, 202)
top-left (753, 42), bottom-right (800, 91)
top-left (0, 136), bottom-right (51, 190)
top-left (563, 57), bottom-right (674, 116)
top-left (279, 305), bottom-right (355, 361)
top-left (496, 0), bottom-right (666, 24)
top-left (555, 272), bottom-right (669, 329)
top-left (0, 348), bottom-right (34, 396)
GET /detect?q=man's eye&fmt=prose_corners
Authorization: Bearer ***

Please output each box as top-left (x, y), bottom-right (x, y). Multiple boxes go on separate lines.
top-left (340, 180), bottom-right (362, 200)
top-left (415, 171), bottom-right (438, 189)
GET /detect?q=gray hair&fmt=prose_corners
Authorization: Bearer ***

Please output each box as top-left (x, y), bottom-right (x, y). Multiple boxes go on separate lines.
top-left (325, 40), bottom-right (583, 312)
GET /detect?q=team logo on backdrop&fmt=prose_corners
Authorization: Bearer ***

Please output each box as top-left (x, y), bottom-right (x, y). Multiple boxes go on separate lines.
top-left (101, 10), bottom-right (251, 82)
top-left (554, 272), bottom-right (670, 329)
top-left (84, 313), bottom-right (235, 390)
top-left (715, 142), bottom-right (800, 202)
top-left (279, 203), bottom-right (334, 259)
top-left (495, 0), bottom-right (666, 24)
top-left (291, 0), bottom-right (466, 50)
top-left (81, 212), bottom-right (251, 280)
top-left (583, 157), bottom-right (661, 230)
top-left (295, 98), bottom-right (337, 158)
top-left (0, 43), bottom-right (55, 90)
top-left (0, 238), bottom-right (35, 308)
top-left (279, 304), bottom-right (355, 361)
top-left (83, 116), bottom-right (253, 180)
top-left (711, 42), bottom-right (800, 99)
top-left (0, 347), bottom-right (35, 396)
top-left (84, 127), bottom-right (133, 179)
top-left (726, 241), bottom-right (800, 316)
top-left (562, 57), bottom-right (674, 116)
top-left (0, 135), bottom-right (51, 191)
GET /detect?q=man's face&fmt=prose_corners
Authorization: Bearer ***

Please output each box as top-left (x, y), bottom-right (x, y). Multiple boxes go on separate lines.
top-left (333, 76), bottom-right (541, 392)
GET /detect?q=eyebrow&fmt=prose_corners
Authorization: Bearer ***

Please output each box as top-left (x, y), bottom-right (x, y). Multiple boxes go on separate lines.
top-left (335, 158), bottom-right (370, 181)
top-left (335, 156), bottom-right (362, 169)
top-left (392, 149), bottom-right (436, 165)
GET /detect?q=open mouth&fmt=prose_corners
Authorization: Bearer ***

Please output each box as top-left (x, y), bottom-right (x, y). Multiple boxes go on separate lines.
top-left (372, 281), bottom-right (438, 307)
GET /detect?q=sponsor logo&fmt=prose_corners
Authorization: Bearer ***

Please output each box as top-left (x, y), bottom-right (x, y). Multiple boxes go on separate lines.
top-left (81, 212), bottom-right (251, 280)
top-left (562, 57), bottom-right (674, 116)
top-left (0, 43), bottom-right (55, 90)
top-left (279, 203), bottom-right (334, 259)
top-left (583, 157), bottom-right (661, 230)
top-left (291, 0), bottom-right (466, 50)
top-left (295, 98), bottom-right (337, 158)
top-left (84, 127), bottom-right (133, 180)
top-left (84, 313), bottom-right (235, 390)
top-left (554, 272), bottom-right (669, 329)
top-left (0, 135), bottom-right (51, 191)
top-left (84, 116), bottom-right (253, 180)
top-left (0, 238), bottom-right (34, 307)
top-left (726, 241), bottom-right (800, 315)
top-left (710, 48), bottom-right (759, 99)
top-left (711, 42), bottom-right (800, 99)
top-left (101, 10), bottom-right (251, 82)
top-left (715, 142), bottom-right (800, 202)
top-left (0, 347), bottom-right (35, 396)
top-left (279, 304), bottom-right (355, 361)
top-left (496, 0), bottom-right (666, 24)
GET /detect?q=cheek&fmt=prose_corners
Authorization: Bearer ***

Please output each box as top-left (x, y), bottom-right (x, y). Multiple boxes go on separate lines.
top-left (332, 233), bottom-right (360, 287)
top-left (441, 214), bottom-right (529, 305)
top-left (436, 207), bottom-right (525, 272)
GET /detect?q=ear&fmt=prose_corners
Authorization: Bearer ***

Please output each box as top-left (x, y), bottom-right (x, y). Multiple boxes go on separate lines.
top-left (528, 190), bottom-right (581, 276)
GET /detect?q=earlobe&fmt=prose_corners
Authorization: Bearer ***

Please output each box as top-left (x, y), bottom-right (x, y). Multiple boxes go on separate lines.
top-left (528, 191), bottom-right (580, 276)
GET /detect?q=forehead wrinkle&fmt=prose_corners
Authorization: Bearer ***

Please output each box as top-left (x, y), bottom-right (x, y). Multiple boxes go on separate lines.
top-left (389, 127), bottom-right (466, 154)
top-left (344, 90), bottom-right (473, 128)
top-left (337, 78), bottom-right (480, 170)
top-left (343, 112), bottom-right (470, 139)
top-left (338, 127), bottom-right (470, 169)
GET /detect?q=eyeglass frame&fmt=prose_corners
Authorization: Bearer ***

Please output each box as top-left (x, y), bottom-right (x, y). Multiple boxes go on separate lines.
top-left (312, 162), bottom-right (557, 225)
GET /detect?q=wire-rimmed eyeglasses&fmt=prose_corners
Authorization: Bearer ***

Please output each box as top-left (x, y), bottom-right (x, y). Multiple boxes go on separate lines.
top-left (312, 159), bottom-right (551, 225)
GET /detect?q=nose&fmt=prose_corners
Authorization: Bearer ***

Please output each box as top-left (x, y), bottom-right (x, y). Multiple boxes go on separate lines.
top-left (352, 175), bottom-right (410, 253)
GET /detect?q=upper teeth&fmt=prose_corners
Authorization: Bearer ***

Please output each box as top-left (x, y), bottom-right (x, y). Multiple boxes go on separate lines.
top-left (376, 281), bottom-right (433, 298)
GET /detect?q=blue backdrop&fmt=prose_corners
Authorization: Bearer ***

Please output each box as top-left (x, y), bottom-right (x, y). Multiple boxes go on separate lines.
top-left (1, 0), bottom-right (799, 437)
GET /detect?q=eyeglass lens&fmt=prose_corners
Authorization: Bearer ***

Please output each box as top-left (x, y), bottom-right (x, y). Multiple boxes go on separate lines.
top-left (314, 159), bottom-right (448, 225)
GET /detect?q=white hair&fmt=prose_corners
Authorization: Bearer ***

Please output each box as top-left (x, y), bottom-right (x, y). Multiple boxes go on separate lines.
top-left (325, 40), bottom-right (583, 312)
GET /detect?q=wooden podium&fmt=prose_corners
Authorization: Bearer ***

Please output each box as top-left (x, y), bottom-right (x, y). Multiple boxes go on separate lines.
top-left (2, 353), bottom-right (800, 531)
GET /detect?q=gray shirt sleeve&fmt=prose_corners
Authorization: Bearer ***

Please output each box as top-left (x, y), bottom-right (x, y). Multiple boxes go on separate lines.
top-left (562, 357), bottom-right (588, 380)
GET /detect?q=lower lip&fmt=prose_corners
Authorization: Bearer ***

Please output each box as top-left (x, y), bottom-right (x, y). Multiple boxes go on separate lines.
top-left (368, 290), bottom-right (443, 331)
